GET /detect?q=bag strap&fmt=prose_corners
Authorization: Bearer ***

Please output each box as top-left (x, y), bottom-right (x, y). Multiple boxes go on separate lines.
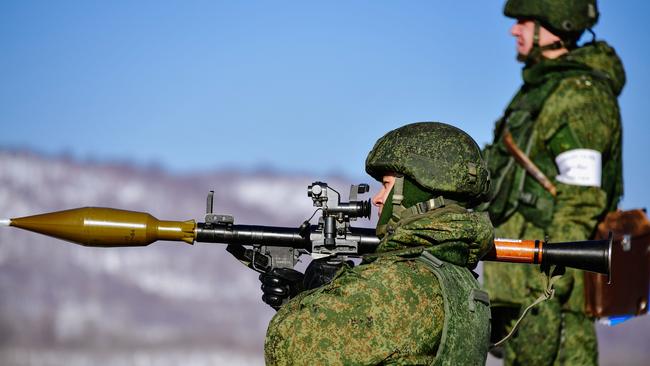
top-left (502, 129), bottom-right (557, 197)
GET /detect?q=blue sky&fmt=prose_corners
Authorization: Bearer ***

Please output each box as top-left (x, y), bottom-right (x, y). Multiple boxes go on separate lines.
top-left (1, 1), bottom-right (648, 209)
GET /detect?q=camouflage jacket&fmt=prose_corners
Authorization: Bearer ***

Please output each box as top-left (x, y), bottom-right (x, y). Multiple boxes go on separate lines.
top-left (265, 205), bottom-right (493, 365)
top-left (483, 41), bottom-right (625, 309)
top-left (376, 203), bottom-right (493, 269)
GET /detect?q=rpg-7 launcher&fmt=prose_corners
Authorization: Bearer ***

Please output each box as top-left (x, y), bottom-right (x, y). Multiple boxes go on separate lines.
top-left (2, 181), bottom-right (612, 276)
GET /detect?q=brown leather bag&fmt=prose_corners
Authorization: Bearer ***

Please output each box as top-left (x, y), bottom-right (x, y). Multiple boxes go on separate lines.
top-left (584, 209), bottom-right (650, 317)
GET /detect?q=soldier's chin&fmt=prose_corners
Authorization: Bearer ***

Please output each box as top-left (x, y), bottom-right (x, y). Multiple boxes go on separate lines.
top-left (516, 52), bottom-right (528, 62)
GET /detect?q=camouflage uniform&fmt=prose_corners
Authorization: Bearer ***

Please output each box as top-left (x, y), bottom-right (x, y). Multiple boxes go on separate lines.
top-left (265, 122), bottom-right (494, 365)
top-left (483, 38), bottom-right (625, 365)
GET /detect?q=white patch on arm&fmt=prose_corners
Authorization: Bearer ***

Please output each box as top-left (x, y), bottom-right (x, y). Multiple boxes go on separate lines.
top-left (555, 149), bottom-right (602, 187)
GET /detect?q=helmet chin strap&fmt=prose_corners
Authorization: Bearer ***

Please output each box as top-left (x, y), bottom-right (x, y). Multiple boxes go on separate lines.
top-left (376, 175), bottom-right (458, 239)
top-left (523, 20), bottom-right (565, 65)
top-left (390, 176), bottom-right (453, 222)
top-left (390, 176), bottom-right (406, 222)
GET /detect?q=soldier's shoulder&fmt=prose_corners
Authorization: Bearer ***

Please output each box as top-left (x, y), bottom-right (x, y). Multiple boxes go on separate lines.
top-left (537, 74), bottom-right (620, 144)
top-left (549, 73), bottom-right (616, 108)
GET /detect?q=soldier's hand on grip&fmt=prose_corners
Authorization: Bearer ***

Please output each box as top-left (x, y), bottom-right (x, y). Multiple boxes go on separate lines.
top-left (259, 268), bottom-right (305, 310)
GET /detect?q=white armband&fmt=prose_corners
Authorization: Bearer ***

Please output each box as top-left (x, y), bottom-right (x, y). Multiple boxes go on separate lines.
top-left (555, 149), bottom-right (602, 187)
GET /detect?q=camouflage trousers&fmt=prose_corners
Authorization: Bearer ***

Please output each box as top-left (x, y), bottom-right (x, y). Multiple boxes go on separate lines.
top-left (495, 295), bottom-right (598, 365)
top-left (264, 254), bottom-right (445, 365)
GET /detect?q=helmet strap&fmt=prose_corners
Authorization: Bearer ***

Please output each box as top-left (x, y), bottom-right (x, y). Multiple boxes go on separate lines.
top-left (523, 20), bottom-right (543, 64)
top-left (525, 20), bottom-right (565, 65)
top-left (399, 196), bottom-right (454, 219)
top-left (533, 20), bottom-right (540, 47)
top-left (390, 176), bottom-right (405, 222)
top-left (382, 194), bottom-right (455, 237)
top-left (389, 175), bottom-right (459, 222)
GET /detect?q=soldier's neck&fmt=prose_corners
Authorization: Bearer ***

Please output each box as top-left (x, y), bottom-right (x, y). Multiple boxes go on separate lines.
top-left (542, 48), bottom-right (569, 60)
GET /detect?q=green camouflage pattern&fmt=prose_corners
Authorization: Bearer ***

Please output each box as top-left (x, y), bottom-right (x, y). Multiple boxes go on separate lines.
top-left (483, 41), bottom-right (624, 365)
top-left (376, 203), bottom-right (493, 269)
top-left (418, 251), bottom-right (491, 366)
top-left (499, 293), bottom-right (598, 365)
top-left (504, 0), bottom-right (599, 35)
top-left (264, 205), bottom-right (494, 365)
top-left (366, 122), bottom-right (490, 206)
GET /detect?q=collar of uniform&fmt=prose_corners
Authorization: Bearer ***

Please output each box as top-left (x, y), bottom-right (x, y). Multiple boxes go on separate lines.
top-left (522, 51), bottom-right (591, 86)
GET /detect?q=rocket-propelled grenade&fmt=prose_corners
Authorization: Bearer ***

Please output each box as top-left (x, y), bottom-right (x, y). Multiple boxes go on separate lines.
top-left (6, 207), bottom-right (196, 247)
top-left (4, 206), bottom-right (612, 276)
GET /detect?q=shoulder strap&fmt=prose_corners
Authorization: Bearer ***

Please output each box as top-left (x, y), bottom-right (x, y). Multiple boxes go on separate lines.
top-left (502, 129), bottom-right (557, 197)
top-left (416, 252), bottom-right (491, 365)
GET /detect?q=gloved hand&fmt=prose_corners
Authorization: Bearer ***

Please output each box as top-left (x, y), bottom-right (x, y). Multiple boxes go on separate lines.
top-left (259, 268), bottom-right (305, 310)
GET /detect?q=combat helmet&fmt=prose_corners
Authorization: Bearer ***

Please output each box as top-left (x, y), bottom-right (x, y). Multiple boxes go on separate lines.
top-left (366, 122), bottom-right (490, 211)
top-left (505, 0), bottom-right (598, 37)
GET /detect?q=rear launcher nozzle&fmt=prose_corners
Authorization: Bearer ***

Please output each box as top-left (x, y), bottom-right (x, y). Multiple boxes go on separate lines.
top-left (483, 235), bottom-right (613, 279)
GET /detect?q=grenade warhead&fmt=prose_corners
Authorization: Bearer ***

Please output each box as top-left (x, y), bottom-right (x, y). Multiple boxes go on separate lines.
top-left (4, 207), bottom-right (195, 247)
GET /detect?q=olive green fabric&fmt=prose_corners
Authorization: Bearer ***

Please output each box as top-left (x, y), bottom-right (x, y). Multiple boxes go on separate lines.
top-left (418, 251), bottom-right (491, 366)
top-left (264, 206), bottom-right (494, 365)
top-left (504, 0), bottom-right (599, 36)
top-left (500, 294), bottom-right (598, 365)
top-left (366, 122), bottom-right (490, 206)
top-left (377, 176), bottom-right (436, 232)
top-left (377, 203), bottom-right (493, 270)
top-left (402, 176), bottom-right (440, 211)
top-left (482, 41), bottom-right (624, 365)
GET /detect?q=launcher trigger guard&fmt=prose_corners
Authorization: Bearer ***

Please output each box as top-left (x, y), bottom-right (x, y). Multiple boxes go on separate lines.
top-left (226, 244), bottom-right (271, 274)
top-left (250, 247), bottom-right (273, 274)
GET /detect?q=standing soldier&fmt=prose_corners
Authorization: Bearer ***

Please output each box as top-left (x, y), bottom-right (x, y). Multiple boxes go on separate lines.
top-left (265, 122), bottom-right (494, 365)
top-left (482, 0), bottom-right (625, 365)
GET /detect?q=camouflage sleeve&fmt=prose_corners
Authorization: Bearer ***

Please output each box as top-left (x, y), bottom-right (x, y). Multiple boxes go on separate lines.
top-left (264, 257), bottom-right (444, 365)
top-left (537, 76), bottom-right (620, 242)
top-left (539, 76), bottom-right (619, 152)
top-left (536, 77), bottom-right (620, 310)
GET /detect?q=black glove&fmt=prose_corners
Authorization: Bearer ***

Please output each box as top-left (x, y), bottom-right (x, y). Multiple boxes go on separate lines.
top-left (303, 259), bottom-right (353, 290)
top-left (259, 268), bottom-right (305, 310)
